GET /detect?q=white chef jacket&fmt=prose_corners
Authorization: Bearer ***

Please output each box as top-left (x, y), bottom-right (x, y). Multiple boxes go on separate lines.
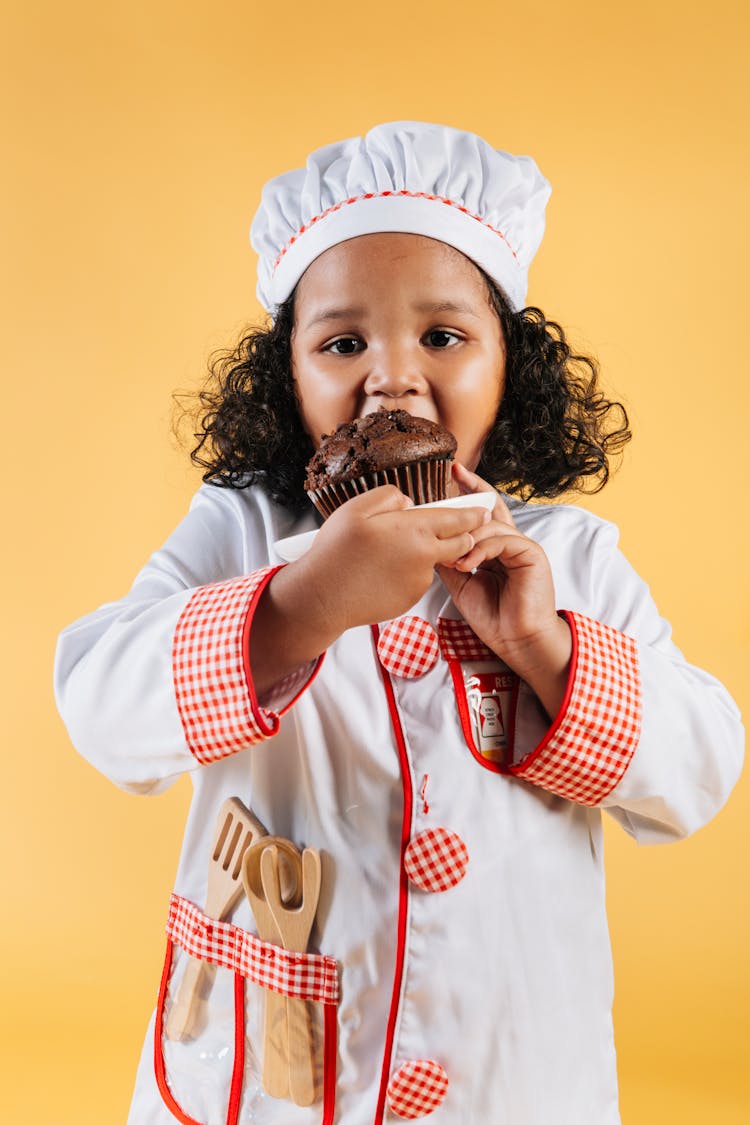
top-left (54, 482), bottom-right (744, 1125)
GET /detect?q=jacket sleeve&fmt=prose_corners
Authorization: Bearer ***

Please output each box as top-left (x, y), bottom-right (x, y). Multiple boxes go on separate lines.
top-left (510, 516), bottom-right (744, 844)
top-left (54, 486), bottom-right (321, 796)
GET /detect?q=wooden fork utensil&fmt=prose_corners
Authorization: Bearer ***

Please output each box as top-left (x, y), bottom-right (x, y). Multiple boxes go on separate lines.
top-left (260, 844), bottom-right (322, 1108)
top-left (165, 797), bottom-right (268, 1042)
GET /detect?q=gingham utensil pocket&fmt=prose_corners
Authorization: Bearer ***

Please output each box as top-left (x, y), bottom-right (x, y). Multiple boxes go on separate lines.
top-left (155, 895), bottom-right (339, 1124)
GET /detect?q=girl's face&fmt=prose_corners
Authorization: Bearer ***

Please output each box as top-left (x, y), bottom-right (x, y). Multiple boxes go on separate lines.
top-left (291, 233), bottom-right (506, 483)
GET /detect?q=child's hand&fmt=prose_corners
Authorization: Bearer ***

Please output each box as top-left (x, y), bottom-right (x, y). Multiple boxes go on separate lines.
top-left (250, 484), bottom-right (490, 697)
top-left (301, 484), bottom-right (491, 634)
top-left (436, 464), bottom-right (572, 718)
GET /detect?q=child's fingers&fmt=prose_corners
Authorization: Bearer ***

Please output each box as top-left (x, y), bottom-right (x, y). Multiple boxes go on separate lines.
top-left (433, 531), bottom-right (479, 565)
top-left (452, 527), bottom-right (542, 573)
top-left (461, 516), bottom-right (509, 548)
top-left (413, 505), bottom-right (492, 540)
top-left (331, 484), bottom-right (414, 519)
top-left (452, 463), bottom-right (514, 528)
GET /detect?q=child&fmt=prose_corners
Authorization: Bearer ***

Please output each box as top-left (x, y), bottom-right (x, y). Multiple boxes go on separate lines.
top-left (55, 121), bottom-right (743, 1125)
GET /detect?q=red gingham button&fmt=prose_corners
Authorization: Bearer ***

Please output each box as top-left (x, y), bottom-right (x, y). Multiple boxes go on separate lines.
top-left (404, 827), bottom-right (469, 893)
top-left (387, 1059), bottom-right (449, 1118)
top-left (378, 617), bottom-right (439, 679)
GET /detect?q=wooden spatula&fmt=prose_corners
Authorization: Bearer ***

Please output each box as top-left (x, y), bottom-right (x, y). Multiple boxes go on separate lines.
top-left (165, 796), bottom-right (268, 1042)
top-left (260, 845), bottom-right (322, 1108)
top-left (242, 837), bottom-right (303, 1100)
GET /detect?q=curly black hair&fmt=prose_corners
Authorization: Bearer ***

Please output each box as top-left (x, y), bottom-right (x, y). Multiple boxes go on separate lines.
top-left (186, 277), bottom-right (631, 513)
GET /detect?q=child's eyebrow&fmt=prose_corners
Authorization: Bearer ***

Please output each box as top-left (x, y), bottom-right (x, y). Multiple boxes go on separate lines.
top-left (303, 300), bottom-right (479, 330)
top-left (413, 300), bottom-right (480, 318)
top-left (303, 306), bottom-right (366, 329)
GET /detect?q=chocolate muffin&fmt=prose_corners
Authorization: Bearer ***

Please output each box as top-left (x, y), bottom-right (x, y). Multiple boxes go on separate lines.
top-left (304, 408), bottom-right (457, 517)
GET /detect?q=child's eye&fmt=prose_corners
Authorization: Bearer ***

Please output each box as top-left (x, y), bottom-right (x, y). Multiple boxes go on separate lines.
top-left (425, 329), bottom-right (461, 348)
top-left (323, 337), bottom-right (363, 355)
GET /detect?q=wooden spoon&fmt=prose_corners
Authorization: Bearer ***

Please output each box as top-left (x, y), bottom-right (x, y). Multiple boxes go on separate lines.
top-left (242, 838), bottom-right (303, 1100)
top-left (165, 797), bottom-right (268, 1042)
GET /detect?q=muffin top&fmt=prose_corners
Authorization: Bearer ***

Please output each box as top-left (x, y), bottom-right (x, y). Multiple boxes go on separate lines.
top-left (304, 409), bottom-right (457, 489)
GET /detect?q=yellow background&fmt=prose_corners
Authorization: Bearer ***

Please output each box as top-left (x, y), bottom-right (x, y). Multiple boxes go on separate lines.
top-left (3, 1), bottom-right (748, 1120)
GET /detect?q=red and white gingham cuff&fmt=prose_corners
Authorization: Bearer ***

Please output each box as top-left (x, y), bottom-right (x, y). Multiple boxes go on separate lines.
top-left (172, 567), bottom-right (322, 765)
top-left (510, 611), bottom-right (642, 805)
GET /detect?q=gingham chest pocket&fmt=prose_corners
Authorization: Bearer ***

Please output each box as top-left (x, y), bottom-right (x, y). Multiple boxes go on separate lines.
top-left (437, 617), bottom-right (521, 774)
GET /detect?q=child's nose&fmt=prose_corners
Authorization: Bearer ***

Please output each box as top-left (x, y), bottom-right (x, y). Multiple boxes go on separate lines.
top-left (363, 354), bottom-right (428, 398)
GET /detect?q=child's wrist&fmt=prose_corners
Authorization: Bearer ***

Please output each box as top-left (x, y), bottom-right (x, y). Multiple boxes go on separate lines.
top-left (248, 563), bottom-right (344, 695)
top-left (497, 616), bottom-right (573, 719)
top-left (268, 559), bottom-right (346, 651)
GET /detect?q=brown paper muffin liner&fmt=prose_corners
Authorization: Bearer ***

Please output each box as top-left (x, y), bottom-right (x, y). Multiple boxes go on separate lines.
top-left (306, 458), bottom-right (451, 518)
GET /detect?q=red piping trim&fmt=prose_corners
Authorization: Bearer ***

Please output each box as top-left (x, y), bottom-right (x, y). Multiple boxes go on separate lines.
top-left (322, 1003), bottom-right (338, 1125)
top-left (508, 610), bottom-right (578, 776)
top-left (225, 974), bottom-right (245, 1125)
top-left (154, 941), bottom-right (248, 1125)
top-left (447, 658), bottom-right (511, 775)
top-left (241, 564), bottom-right (327, 735)
top-left (240, 565), bottom-right (286, 738)
top-left (507, 674), bottom-right (520, 760)
top-left (272, 190), bottom-right (520, 272)
top-left (372, 623), bottom-right (413, 1125)
top-left (154, 939), bottom-right (203, 1125)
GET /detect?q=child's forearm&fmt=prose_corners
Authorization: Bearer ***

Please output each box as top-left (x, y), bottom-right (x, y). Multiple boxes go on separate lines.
top-left (248, 562), bottom-right (344, 697)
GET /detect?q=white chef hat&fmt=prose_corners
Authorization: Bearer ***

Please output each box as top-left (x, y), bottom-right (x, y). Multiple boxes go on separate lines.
top-left (250, 121), bottom-right (551, 315)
